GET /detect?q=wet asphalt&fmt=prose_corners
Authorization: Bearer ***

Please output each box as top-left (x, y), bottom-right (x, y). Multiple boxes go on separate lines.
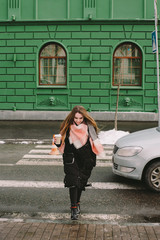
top-left (0, 120), bottom-right (160, 225)
top-left (0, 120), bottom-right (158, 140)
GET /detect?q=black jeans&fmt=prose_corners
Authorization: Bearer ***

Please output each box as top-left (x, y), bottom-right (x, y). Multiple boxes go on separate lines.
top-left (69, 187), bottom-right (82, 206)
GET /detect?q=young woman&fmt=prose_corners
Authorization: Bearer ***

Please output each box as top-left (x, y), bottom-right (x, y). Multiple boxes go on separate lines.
top-left (54, 105), bottom-right (104, 220)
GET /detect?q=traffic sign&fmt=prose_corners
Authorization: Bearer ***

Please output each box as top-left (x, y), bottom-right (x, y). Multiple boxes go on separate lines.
top-left (152, 30), bottom-right (157, 53)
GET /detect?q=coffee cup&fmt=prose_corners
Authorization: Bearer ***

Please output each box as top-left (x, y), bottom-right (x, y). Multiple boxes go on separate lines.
top-left (54, 134), bottom-right (61, 144)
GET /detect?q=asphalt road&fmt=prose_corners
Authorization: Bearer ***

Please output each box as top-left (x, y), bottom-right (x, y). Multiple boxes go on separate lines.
top-left (0, 120), bottom-right (158, 140)
top-left (0, 143), bottom-right (160, 225)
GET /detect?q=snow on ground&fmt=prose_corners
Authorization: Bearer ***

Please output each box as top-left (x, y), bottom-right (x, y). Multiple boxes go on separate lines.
top-left (98, 129), bottom-right (129, 145)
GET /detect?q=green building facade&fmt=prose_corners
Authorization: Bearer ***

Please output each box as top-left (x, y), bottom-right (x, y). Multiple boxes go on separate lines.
top-left (0, 0), bottom-right (158, 115)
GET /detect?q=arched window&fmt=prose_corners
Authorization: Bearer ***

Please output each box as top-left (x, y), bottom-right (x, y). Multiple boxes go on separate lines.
top-left (39, 43), bottom-right (67, 86)
top-left (113, 42), bottom-right (142, 86)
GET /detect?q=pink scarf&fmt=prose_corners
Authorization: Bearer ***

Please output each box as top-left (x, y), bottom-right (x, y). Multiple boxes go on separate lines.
top-left (69, 123), bottom-right (88, 148)
top-left (58, 123), bottom-right (104, 157)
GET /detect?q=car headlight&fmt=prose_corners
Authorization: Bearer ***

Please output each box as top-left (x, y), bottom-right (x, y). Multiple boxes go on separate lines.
top-left (117, 146), bottom-right (142, 157)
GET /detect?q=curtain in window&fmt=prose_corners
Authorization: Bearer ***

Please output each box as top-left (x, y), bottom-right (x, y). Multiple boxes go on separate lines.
top-left (39, 43), bottom-right (66, 86)
top-left (113, 43), bottom-right (142, 86)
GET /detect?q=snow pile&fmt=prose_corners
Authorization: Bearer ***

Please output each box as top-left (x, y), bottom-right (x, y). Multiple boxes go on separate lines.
top-left (98, 129), bottom-right (129, 145)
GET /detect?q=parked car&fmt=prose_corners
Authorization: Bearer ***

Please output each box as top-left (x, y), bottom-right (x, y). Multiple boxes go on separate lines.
top-left (112, 127), bottom-right (160, 192)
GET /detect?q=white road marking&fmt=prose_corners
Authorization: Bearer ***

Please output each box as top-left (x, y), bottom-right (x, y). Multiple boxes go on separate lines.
top-left (35, 144), bottom-right (114, 149)
top-left (102, 151), bottom-right (113, 156)
top-left (0, 180), bottom-right (142, 190)
top-left (97, 162), bottom-right (112, 167)
top-left (34, 145), bottom-right (113, 155)
top-left (99, 155), bottom-right (112, 160)
top-left (0, 164), bottom-right (15, 166)
top-left (35, 145), bottom-right (52, 148)
top-left (16, 159), bottom-right (63, 166)
top-left (30, 149), bottom-right (113, 156)
top-left (23, 154), bottom-right (112, 160)
top-left (15, 144), bottom-right (112, 166)
top-left (23, 154), bottom-right (63, 159)
top-left (29, 149), bottom-right (51, 153)
top-left (16, 160), bottom-right (112, 167)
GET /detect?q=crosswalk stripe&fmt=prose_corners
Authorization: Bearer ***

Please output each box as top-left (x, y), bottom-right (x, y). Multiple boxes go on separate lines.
top-left (23, 154), bottom-right (63, 159)
top-left (35, 145), bottom-right (52, 148)
top-left (30, 149), bottom-right (113, 155)
top-left (23, 154), bottom-right (112, 160)
top-left (29, 149), bottom-right (51, 153)
top-left (35, 144), bottom-right (114, 149)
top-left (0, 180), bottom-right (143, 190)
top-left (16, 160), bottom-right (112, 167)
top-left (0, 164), bottom-right (15, 166)
top-left (16, 144), bottom-right (113, 166)
top-left (16, 159), bottom-right (63, 166)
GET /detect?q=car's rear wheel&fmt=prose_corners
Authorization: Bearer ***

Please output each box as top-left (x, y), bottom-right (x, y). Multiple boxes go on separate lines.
top-left (144, 161), bottom-right (160, 192)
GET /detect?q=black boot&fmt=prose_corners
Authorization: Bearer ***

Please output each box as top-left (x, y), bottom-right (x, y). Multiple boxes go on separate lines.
top-left (71, 206), bottom-right (78, 220)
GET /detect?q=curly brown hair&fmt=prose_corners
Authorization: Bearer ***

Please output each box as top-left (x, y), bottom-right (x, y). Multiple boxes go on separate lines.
top-left (60, 105), bottom-right (98, 143)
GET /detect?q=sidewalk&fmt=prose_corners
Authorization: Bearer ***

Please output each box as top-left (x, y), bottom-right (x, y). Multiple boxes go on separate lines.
top-left (0, 221), bottom-right (160, 240)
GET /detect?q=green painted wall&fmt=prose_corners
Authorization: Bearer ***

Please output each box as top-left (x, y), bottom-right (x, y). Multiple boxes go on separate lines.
top-left (0, 0), bottom-right (154, 21)
top-left (0, 21), bottom-right (158, 112)
top-left (0, 0), bottom-right (158, 112)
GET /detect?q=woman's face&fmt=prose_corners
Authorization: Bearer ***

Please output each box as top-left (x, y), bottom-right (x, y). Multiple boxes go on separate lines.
top-left (74, 112), bottom-right (84, 125)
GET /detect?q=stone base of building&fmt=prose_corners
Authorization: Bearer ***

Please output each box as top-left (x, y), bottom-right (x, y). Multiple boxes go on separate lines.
top-left (0, 110), bottom-right (158, 122)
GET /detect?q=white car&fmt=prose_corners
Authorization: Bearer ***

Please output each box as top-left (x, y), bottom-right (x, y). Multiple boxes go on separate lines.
top-left (112, 127), bottom-right (160, 192)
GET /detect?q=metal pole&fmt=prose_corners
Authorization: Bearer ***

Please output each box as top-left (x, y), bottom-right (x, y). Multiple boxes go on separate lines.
top-left (154, 0), bottom-right (160, 127)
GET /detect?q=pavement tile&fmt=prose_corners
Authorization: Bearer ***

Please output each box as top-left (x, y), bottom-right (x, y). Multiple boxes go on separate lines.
top-left (86, 224), bottom-right (96, 238)
top-left (128, 226), bottom-right (140, 240)
top-left (49, 223), bottom-right (66, 240)
top-left (77, 224), bottom-right (87, 238)
top-left (95, 224), bottom-right (104, 239)
top-left (68, 224), bottom-right (79, 239)
top-left (145, 226), bottom-right (157, 240)
top-left (1, 222), bottom-right (160, 240)
top-left (137, 225), bottom-right (149, 240)
top-left (119, 226), bottom-right (130, 240)
top-left (112, 225), bottom-right (121, 239)
top-left (103, 224), bottom-right (112, 240)
top-left (154, 225), bottom-right (160, 236)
